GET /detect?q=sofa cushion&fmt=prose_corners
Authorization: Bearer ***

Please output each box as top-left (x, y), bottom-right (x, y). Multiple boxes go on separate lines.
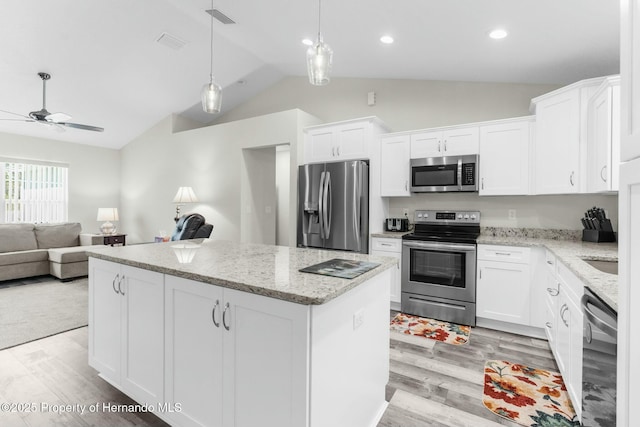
top-left (0, 249), bottom-right (49, 266)
top-left (35, 223), bottom-right (82, 249)
top-left (48, 246), bottom-right (95, 264)
top-left (0, 224), bottom-right (38, 253)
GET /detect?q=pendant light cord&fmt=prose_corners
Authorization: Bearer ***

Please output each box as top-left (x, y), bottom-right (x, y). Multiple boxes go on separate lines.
top-left (209, 0), bottom-right (214, 82)
top-left (317, 0), bottom-right (322, 41)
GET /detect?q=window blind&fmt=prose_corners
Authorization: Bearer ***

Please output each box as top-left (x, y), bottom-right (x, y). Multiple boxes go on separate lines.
top-left (1, 161), bottom-right (69, 223)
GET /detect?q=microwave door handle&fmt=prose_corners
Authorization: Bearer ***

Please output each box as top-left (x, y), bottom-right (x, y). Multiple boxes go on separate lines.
top-left (318, 171), bottom-right (326, 239)
top-left (457, 158), bottom-right (463, 190)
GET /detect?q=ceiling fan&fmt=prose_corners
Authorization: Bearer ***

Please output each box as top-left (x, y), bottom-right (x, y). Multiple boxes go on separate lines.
top-left (0, 72), bottom-right (104, 132)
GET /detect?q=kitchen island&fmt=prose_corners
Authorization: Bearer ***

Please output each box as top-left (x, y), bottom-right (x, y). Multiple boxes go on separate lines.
top-left (86, 240), bottom-right (396, 427)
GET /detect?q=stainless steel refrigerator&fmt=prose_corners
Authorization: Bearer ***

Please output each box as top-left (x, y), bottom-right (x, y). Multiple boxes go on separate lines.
top-left (297, 160), bottom-right (369, 253)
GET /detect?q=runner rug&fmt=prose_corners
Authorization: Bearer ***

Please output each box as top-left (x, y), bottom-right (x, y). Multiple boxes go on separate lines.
top-left (389, 313), bottom-right (471, 345)
top-left (483, 359), bottom-right (580, 427)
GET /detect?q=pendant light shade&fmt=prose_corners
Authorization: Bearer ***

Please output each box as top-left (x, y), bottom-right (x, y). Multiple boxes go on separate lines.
top-left (307, 0), bottom-right (332, 86)
top-left (202, 0), bottom-right (222, 113)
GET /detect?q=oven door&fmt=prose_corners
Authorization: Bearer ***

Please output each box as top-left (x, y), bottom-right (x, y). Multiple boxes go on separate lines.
top-left (401, 240), bottom-right (476, 302)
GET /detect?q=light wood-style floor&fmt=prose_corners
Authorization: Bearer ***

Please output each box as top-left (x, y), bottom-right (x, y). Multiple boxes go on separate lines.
top-left (0, 318), bottom-right (557, 427)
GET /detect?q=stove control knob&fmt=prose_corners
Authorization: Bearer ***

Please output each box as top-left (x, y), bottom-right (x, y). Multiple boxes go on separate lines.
top-left (424, 213), bottom-right (429, 218)
top-left (471, 214), bottom-right (477, 220)
top-left (464, 214), bottom-right (470, 220)
top-left (417, 213), bottom-right (423, 218)
top-left (457, 214), bottom-right (463, 219)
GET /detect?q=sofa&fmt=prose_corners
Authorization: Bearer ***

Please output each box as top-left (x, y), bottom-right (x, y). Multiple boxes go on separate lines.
top-left (0, 222), bottom-right (99, 281)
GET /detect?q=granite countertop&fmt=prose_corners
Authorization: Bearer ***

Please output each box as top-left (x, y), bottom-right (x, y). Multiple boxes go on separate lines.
top-left (371, 231), bottom-right (411, 239)
top-left (478, 231), bottom-right (618, 310)
top-left (86, 240), bottom-right (397, 306)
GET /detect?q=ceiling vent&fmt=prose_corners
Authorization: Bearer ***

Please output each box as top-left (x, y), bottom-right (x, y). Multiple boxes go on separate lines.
top-left (206, 9), bottom-right (236, 25)
top-left (156, 32), bottom-right (187, 50)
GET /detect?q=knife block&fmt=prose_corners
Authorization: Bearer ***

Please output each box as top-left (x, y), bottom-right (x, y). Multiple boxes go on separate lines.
top-left (582, 229), bottom-right (616, 243)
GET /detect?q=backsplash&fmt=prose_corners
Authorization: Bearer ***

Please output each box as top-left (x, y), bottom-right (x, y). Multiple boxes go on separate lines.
top-left (480, 227), bottom-right (581, 241)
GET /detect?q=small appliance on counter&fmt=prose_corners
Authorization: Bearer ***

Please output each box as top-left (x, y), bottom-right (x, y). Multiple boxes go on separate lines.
top-left (385, 217), bottom-right (410, 232)
top-left (581, 206), bottom-right (616, 243)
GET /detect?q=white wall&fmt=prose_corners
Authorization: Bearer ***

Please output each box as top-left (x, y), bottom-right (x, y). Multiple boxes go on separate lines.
top-left (242, 146), bottom-right (276, 245)
top-left (216, 76), bottom-right (618, 231)
top-left (0, 132), bottom-right (120, 234)
top-left (275, 145), bottom-right (290, 246)
top-left (119, 110), bottom-right (320, 244)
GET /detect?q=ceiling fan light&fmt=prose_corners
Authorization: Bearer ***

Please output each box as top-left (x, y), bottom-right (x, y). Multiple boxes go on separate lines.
top-left (306, 40), bottom-right (333, 86)
top-left (201, 80), bottom-right (222, 113)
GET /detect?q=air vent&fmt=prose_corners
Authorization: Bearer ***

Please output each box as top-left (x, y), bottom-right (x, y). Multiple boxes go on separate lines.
top-left (206, 8), bottom-right (236, 25)
top-left (156, 32), bottom-right (187, 50)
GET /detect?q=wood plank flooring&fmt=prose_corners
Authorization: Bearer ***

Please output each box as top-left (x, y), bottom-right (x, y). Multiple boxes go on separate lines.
top-left (0, 314), bottom-right (557, 427)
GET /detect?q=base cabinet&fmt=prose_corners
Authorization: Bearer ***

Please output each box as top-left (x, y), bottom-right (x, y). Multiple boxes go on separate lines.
top-left (371, 237), bottom-right (402, 309)
top-left (88, 258), bottom-right (164, 406)
top-left (164, 276), bottom-right (309, 427)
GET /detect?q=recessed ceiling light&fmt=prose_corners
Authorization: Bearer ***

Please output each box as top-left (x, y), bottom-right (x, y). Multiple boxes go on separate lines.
top-left (302, 38), bottom-right (314, 46)
top-left (489, 29), bottom-right (508, 40)
top-left (380, 35), bottom-right (394, 44)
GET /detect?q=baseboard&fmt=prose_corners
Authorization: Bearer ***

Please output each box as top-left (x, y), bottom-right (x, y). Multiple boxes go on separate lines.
top-left (476, 317), bottom-right (546, 339)
top-left (368, 401), bottom-right (389, 427)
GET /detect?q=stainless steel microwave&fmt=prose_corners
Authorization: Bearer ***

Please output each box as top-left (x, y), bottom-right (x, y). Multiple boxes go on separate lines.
top-left (410, 154), bottom-right (479, 192)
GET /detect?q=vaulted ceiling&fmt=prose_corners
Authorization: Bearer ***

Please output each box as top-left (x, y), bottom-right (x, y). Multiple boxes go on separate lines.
top-left (0, 0), bottom-right (619, 149)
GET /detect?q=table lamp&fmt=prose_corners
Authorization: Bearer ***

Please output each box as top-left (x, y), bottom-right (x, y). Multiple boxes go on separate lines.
top-left (173, 187), bottom-right (198, 222)
top-left (97, 208), bottom-right (119, 235)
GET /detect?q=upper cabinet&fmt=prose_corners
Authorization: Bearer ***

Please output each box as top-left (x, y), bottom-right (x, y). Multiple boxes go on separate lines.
top-left (410, 125), bottom-right (479, 158)
top-left (621, 0), bottom-right (640, 162)
top-left (479, 117), bottom-right (533, 196)
top-left (530, 77), bottom-right (605, 194)
top-left (303, 117), bottom-right (388, 164)
top-left (380, 134), bottom-right (410, 197)
top-left (587, 76), bottom-right (621, 193)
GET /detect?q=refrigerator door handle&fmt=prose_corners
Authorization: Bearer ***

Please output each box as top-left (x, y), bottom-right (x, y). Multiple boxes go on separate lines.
top-left (353, 167), bottom-right (362, 251)
top-left (324, 171), bottom-right (332, 238)
top-left (318, 171), bottom-right (326, 239)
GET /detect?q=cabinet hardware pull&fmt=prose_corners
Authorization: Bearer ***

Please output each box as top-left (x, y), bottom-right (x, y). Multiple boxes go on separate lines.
top-left (405, 181), bottom-right (408, 191)
top-left (222, 302), bottom-right (231, 331)
top-left (444, 140), bottom-right (447, 151)
top-left (381, 243), bottom-right (392, 246)
top-left (332, 147), bottom-right (335, 156)
top-left (479, 269), bottom-right (482, 279)
top-left (337, 146), bottom-right (340, 156)
top-left (112, 274), bottom-right (120, 295)
top-left (438, 141), bottom-right (441, 152)
top-left (494, 252), bottom-right (511, 256)
top-left (481, 178), bottom-right (484, 190)
top-left (546, 287), bottom-right (559, 296)
top-left (212, 300), bottom-right (220, 328)
top-left (600, 165), bottom-right (607, 182)
top-left (118, 275), bottom-right (125, 296)
top-left (545, 322), bottom-right (553, 329)
top-left (546, 260), bottom-right (553, 265)
top-left (569, 171), bottom-right (575, 186)
top-left (560, 304), bottom-right (569, 326)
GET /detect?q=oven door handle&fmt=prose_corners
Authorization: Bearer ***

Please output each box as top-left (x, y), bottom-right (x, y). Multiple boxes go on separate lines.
top-left (402, 240), bottom-right (476, 252)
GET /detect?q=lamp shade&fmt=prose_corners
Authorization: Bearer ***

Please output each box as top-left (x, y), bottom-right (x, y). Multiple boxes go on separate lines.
top-left (306, 39), bottom-right (333, 86)
top-left (97, 208), bottom-right (119, 222)
top-left (173, 187), bottom-right (199, 204)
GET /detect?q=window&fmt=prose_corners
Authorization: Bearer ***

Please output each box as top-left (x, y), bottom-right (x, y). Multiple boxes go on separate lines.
top-left (1, 160), bottom-right (69, 223)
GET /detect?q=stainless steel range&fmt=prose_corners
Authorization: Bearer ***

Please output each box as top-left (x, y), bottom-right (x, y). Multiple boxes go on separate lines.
top-left (401, 210), bottom-right (480, 326)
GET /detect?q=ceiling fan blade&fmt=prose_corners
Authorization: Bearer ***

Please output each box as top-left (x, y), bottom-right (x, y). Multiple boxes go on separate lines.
top-left (58, 122), bottom-right (104, 132)
top-left (0, 109), bottom-right (31, 120)
top-left (45, 112), bottom-right (72, 123)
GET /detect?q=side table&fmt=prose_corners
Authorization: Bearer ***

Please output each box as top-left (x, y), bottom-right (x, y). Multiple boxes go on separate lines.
top-left (80, 233), bottom-right (127, 247)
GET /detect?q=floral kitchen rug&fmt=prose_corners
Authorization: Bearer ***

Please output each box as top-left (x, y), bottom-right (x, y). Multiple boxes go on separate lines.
top-left (483, 360), bottom-right (580, 427)
top-left (389, 313), bottom-right (471, 345)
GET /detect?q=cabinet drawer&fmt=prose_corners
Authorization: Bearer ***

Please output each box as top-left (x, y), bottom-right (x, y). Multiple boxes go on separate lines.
top-left (371, 238), bottom-right (402, 252)
top-left (477, 244), bottom-right (530, 263)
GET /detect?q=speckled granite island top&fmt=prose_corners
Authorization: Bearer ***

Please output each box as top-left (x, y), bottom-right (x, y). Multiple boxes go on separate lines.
top-left (478, 232), bottom-right (618, 311)
top-left (86, 240), bottom-right (397, 305)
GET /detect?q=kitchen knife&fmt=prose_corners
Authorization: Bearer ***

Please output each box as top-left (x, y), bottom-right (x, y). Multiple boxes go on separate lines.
top-left (581, 218), bottom-right (589, 229)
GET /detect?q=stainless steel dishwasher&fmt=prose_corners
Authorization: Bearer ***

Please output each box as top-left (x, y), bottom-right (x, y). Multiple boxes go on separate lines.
top-left (581, 288), bottom-right (617, 427)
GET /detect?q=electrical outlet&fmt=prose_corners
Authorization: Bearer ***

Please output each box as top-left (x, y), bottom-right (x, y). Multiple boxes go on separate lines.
top-left (353, 309), bottom-right (364, 330)
top-left (402, 208), bottom-right (409, 217)
top-left (508, 209), bottom-right (517, 220)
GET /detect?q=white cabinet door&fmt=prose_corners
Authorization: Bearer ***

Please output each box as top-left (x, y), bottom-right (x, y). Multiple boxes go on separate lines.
top-left (305, 128), bottom-right (335, 163)
top-left (410, 131), bottom-right (441, 158)
top-left (477, 260), bottom-right (531, 325)
top-left (223, 288), bottom-right (309, 427)
top-left (621, 0), bottom-right (640, 161)
top-left (165, 276), bottom-right (223, 427)
top-left (588, 79), bottom-right (621, 193)
top-left (371, 238), bottom-right (402, 307)
top-left (618, 157), bottom-right (640, 427)
top-left (479, 120), bottom-right (531, 195)
top-left (555, 290), bottom-right (571, 382)
top-left (380, 135), bottom-right (410, 196)
top-left (120, 266), bottom-right (165, 405)
top-left (534, 90), bottom-right (581, 194)
top-left (88, 258), bottom-right (121, 384)
top-left (337, 122), bottom-right (369, 160)
top-left (441, 126), bottom-right (479, 155)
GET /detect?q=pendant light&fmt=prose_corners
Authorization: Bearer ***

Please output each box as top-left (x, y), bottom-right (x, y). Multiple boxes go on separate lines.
top-left (201, 0), bottom-right (222, 113)
top-left (306, 0), bottom-right (333, 86)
